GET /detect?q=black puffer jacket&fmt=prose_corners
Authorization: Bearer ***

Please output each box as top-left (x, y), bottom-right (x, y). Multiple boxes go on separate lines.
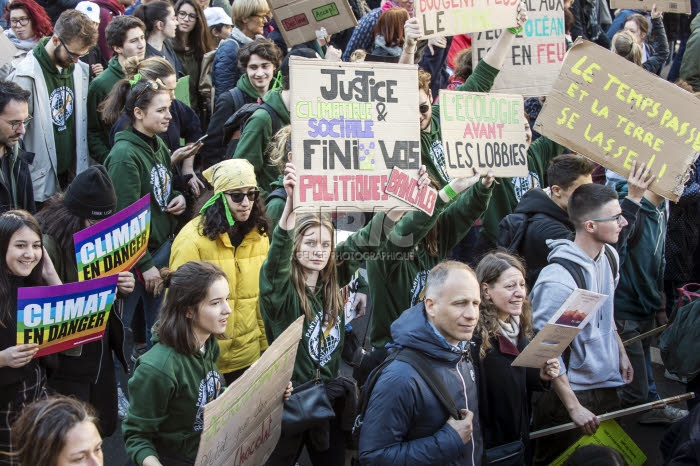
top-left (0, 143), bottom-right (35, 214)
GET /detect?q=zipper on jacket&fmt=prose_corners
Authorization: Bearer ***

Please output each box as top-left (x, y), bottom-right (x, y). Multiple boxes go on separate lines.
top-left (456, 350), bottom-right (475, 466)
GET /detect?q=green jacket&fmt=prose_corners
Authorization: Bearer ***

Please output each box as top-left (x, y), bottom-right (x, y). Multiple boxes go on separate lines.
top-left (105, 129), bottom-right (180, 271)
top-left (259, 214), bottom-right (386, 383)
top-left (238, 73), bottom-right (260, 100)
top-left (88, 57), bottom-right (124, 163)
top-left (232, 89), bottom-right (290, 196)
top-left (264, 175), bottom-right (286, 231)
top-left (681, 15), bottom-right (700, 92)
top-left (368, 181), bottom-right (493, 348)
top-left (480, 136), bottom-right (565, 244)
top-left (421, 60), bottom-right (500, 186)
top-left (123, 334), bottom-right (223, 465)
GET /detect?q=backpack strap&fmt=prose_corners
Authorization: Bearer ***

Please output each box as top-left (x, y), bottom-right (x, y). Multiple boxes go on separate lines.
top-left (549, 257), bottom-right (586, 289)
top-left (260, 102), bottom-right (281, 135)
top-left (353, 350), bottom-right (401, 435)
top-left (394, 348), bottom-right (461, 420)
top-left (603, 243), bottom-right (618, 280)
top-left (228, 87), bottom-right (246, 112)
top-left (265, 187), bottom-right (287, 205)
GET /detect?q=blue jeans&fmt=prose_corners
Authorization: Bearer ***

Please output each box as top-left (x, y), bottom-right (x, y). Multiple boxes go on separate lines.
top-left (615, 318), bottom-right (655, 407)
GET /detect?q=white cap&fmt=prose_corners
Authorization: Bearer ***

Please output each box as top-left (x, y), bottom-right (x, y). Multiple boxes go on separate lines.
top-left (75, 1), bottom-right (101, 24)
top-left (204, 7), bottom-right (233, 27)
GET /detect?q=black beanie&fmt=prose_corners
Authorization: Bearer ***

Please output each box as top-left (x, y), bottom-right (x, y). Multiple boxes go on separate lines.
top-left (64, 165), bottom-right (117, 220)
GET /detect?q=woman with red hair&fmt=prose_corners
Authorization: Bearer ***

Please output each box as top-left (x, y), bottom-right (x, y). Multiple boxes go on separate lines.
top-left (369, 7), bottom-right (409, 59)
top-left (1, 0), bottom-right (52, 78)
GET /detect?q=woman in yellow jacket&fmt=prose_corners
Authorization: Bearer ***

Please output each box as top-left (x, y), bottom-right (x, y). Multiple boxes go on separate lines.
top-left (170, 159), bottom-right (269, 384)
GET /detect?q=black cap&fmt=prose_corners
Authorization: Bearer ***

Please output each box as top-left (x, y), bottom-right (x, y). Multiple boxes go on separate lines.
top-left (64, 165), bottom-right (117, 219)
top-left (280, 47), bottom-right (320, 79)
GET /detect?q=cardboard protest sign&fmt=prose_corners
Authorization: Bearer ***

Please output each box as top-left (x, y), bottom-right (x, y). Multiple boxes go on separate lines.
top-left (0, 34), bottom-right (18, 70)
top-left (550, 420), bottom-right (647, 466)
top-left (415, 0), bottom-right (519, 39)
top-left (439, 90), bottom-right (528, 178)
top-left (291, 57), bottom-right (421, 211)
top-left (17, 275), bottom-right (119, 357)
top-left (472, 0), bottom-right (566, 96)
top-left (610, 0), bottom-right (690, 14)
top-left (74, 195), bottom-right (150, 282)
top-left (342, 270), bottom-right (364, 324)
top-left (513, 288), bottom-right (607, 368)
top-left (269, 0), bottom-right (357, 47)
top-left (194, 316), bottom-right (303, 466)
top-left (534, 39), bottom-right (700, 202)
top-left (385, 167), bottom-right (438, 215)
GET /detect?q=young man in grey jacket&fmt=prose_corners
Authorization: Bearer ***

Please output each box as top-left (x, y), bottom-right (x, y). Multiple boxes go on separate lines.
top-left (529, 182), bottom-right (636, 465)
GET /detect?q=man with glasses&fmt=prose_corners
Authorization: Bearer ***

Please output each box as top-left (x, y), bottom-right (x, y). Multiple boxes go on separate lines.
top-left (528, 182), bottom-right (636, 465)
top-left (9, 9), bottom-right (98, 203)
top-left (0, 81), bottom-right (35, 213)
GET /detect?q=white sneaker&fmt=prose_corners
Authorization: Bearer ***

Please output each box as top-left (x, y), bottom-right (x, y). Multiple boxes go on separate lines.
top-left (638, 405), bottom-right (689, 425)
top-left (664, 369), bottom-right (688, 383)
top-left (117, 387), bottom-right (130, 420)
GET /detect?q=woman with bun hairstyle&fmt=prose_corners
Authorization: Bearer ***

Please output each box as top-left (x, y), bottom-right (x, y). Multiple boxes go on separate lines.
top-left (103, 76), bottom-right (187, 355)
top-left (7, 395), bottom-right (103, 466)
top-left (36, 166), bottom-right (135, 436)
top-left (101, 56), bottom-right (205, 198)
top-left (170, 159), bottom-right (270, 385)
top-left (475, 252), bottom-right (559, 465)
top-left (0, 210), bottom-right (61, 466)
top-left (134, 0), bottom-right (185, 78)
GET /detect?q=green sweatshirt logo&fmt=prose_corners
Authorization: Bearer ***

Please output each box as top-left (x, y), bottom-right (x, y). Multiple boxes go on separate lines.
top-left (49, 86), bottom-right (74, 131)
top-left (306, 316), bottom-right (341, 367)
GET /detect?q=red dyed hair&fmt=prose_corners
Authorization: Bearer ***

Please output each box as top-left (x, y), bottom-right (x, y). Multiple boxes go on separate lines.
top-left (5, 0), bottom-right (53, 40)
top-left (372, 7), bottom-right (408, 47)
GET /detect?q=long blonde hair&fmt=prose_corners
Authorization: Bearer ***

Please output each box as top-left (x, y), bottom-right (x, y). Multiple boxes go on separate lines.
top-left (475, 252), bottom-right (533, 358)
top-left (291, 214), bottom-right (343, 327)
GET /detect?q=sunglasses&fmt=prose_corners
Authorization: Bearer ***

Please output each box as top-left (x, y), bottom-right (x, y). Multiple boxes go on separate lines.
top-left (134, 78), bottom-right (170, 101)
top-left (59, 37), bottom-right (89, 60)
top-left (419, 103), bottom-right (431, 114)
top-left (225, 190), bottom-right (260, 203)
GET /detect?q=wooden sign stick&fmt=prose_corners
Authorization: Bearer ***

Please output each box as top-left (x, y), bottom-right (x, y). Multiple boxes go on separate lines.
top-left (529, 392), bottom-right (695, 439)
top-left (623, 325), bottom-right (667, 346)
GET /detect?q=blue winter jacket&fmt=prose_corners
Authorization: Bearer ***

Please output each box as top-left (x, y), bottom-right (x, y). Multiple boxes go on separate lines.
top-left (358, 303), bottom-right (483, 466)
top-left (211, 37), bottom-right (245, 102)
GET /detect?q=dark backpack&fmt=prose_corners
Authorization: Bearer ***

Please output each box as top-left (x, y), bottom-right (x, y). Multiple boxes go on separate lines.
top-left (659, 284), bottom-right (700, 380)
top-left (222, 99), bottom-right (281, 158)
top-left (352, 348), bottom-right (461, 443)
top-left (265, 187), bottom-right (287, 205)
top-left (497, 212), bottom-right (533, 253)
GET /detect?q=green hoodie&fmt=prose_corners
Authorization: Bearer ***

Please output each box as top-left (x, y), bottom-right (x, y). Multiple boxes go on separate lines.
top-left (232, 89), bottom-right (290, 197)
top-left (367, 181), bottom-right (493, 348)
top-left (421, 60), bottom-right (500, 186)
top-left (34, 37), bottom-right (75, 176)
top-left (479, 136), bottom-right (565, 244)
top-left (88, 57), bottom-right (124, 163)
top-left (237, 73), bottom-right (260, 100)
top-left (105, 129), bottom-right (180, 271)
top-left (259, 213), bottom-right (388, 383)
top-left (122, 334), bottom-right (223, 465)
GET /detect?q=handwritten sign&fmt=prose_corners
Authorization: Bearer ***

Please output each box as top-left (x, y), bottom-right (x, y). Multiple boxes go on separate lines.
top-left (535, 39), bottom-right (700, 201)
top-left (472, 0), bottom-right (565, 95)
top-left (269, 0), bottom-right (357, 47)
top-left (513, 288), bottom-right (607, 368)
top-left (73, 195), bottom-right (150, 281)
top-left (291, 57), bottom-right (421, 211)
top-left (415, 0), bottom-right (519, 40)
top-left (385, 167), bottom-right (438, 215)
top-left (17, 275), bottom-right (119, 357)
top-left (550, 420), bottom-right (647, 466)
top-left (439, 90), bottom-right (528, 178)
top-left (610, 0), bottom-right (690, 14)
top-left (194, 317), bottom-right (303, 466)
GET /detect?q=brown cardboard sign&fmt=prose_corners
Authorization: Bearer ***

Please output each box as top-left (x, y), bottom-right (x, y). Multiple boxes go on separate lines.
top-left (0, 34), bottom-right (18, 70)
top-left (534, 39), bottom-right (700, 201)
top-left (472, 0), bottom-right (566, 96)
top-left (439, 90), bottom-right (528, 178)
top-left (269, 0), bottom-right (358, 47)
top-left (610, 0), bottom-right (690, 14)
top-left (385, 167), bottom-right (438, 215)
top-left (415, 0), bottom-right (519, 39)
top-left (194, 317), bottom-right (303, 466)
top-left (290, 57), bottom-right (421, 211)
top-left (513, 289), bottom-right (607, 369)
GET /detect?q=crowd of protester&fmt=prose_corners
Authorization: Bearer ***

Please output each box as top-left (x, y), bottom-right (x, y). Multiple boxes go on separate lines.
top-left (0, 0), bottom-right (699, 464)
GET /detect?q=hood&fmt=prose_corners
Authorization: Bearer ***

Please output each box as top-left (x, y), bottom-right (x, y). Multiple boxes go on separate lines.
top-left (614, 180), bottom-right (660, 215)
top-left (514, 188), bottom-right (572, 225)
top-left (692, 14), bottom-right (700, 31)
top-left (391, 303), bottom-right (464, 363)
top-left (546, 238), bottom-right (597, 264)
top-left (106, 55), bottom-right (125, 78)
top-left (114, 127), bottom-right (162, 154)
top-left (262, 89), bottom-right (291, 124)
top-left (34, 37), bottom-right (74, 77)
top-left (237, 73), bottom-right (261, 100)
top-left (93, 0), bottom-right (125, 14)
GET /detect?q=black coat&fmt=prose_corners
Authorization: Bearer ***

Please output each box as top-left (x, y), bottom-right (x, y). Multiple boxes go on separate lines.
top-left (478, 332), bottom-right (548, 462)
top-left (0, 144), bottom-right (35, 214)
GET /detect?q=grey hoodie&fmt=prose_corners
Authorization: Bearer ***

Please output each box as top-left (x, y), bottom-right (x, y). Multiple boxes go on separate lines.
top-left (530, 239), bottom-right (624, 391)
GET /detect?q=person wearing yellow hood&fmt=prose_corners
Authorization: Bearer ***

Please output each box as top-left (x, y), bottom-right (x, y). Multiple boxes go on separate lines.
top-left (170, 159), bottom-right (270, 384)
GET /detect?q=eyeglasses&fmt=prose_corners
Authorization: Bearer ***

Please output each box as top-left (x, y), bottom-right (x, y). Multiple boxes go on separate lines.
top-left (252, 12), bottom-right (271, 21)
top-left (585, 213), bottom-right (624, 225)
top-left (10, 17), bottom-right (30, 27)
top-left (419, 103), bottom-right (430, 114)
top-left (0, 116), bottom-right (32, 131)
top-left (225, 190), bottom-right (260, 203)
top-left (177, 10), bottom-right (198, 21)
top-left (58, 37), bottom-right (89, 60)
